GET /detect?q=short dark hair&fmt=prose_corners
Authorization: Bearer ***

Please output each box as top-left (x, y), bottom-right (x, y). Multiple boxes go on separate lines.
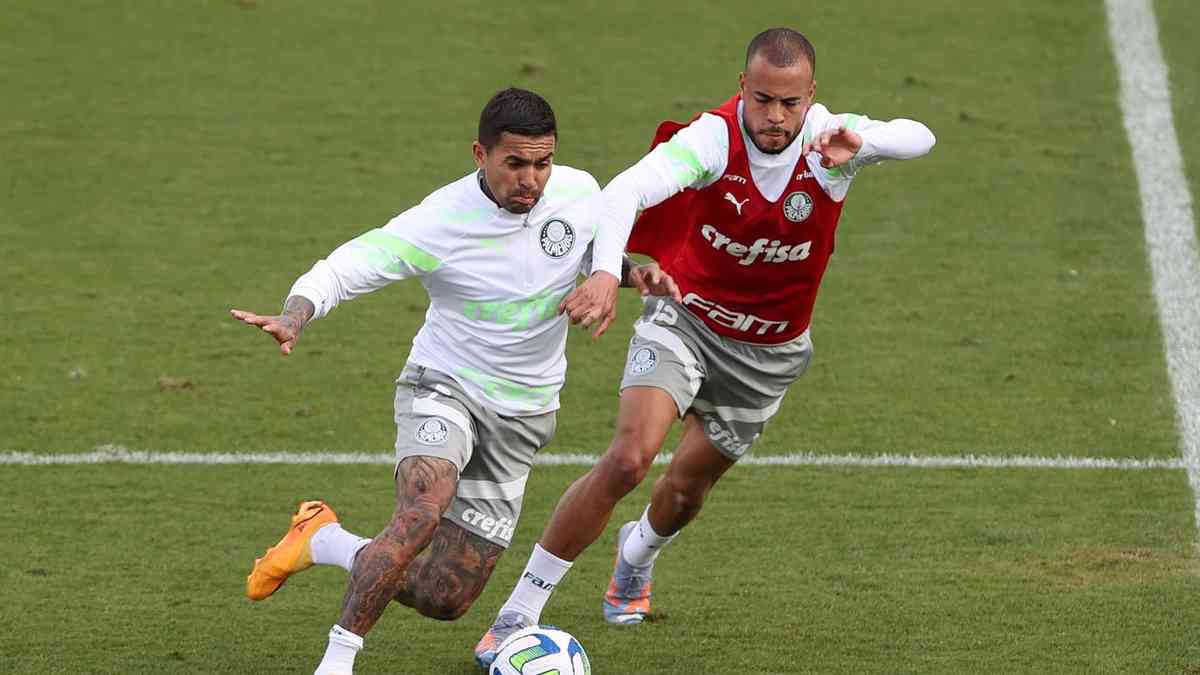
top-left (478, 88), bottom-right (557, 149)
top-left (745, 28), bottom-right (816, 73)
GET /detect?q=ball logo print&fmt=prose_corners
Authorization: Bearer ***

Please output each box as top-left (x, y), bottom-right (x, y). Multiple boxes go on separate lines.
top-left (539, 219), bottom-right (575, 258)
top-left (628, 346), bottom-right (658, 375)
top-left (414, 417), bottom-right (448, 445)
top-left (783, 191), bottom-right (814, 222)
top-left (490, 626), bottom-right (591, 675)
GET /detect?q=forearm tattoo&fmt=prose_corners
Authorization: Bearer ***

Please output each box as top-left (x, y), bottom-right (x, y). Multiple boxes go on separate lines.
top-left (281, 295), bottom-right (315, 333)
top-left (337, 456), bottom-right (458, 635)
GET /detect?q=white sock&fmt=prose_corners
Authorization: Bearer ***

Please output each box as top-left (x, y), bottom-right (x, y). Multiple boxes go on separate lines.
top-left (620, 507), bottom-right (677, 568)
top-left (497, 543), bottom-right (573, 622)
top-left (314, 624), bottom-right (362, 675)
top-left (311, 524), bottom-right (372, 572)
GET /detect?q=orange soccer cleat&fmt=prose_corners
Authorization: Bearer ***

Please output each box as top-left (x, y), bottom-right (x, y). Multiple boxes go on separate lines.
top-left (245, 500), bottom-right (338, 601)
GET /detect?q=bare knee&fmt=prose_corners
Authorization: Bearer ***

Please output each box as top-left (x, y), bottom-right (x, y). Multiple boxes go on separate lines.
top-left (599, 427), bottom-right (660, 494)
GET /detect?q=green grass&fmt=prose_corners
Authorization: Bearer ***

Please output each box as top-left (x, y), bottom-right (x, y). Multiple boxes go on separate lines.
top-left (0, 0), bottom-right (1179, 457)
top-left (3, 0), bottom-right (1199, 673)
top-left (3, 465), bottom-right (1198, 674)
top-left (1158, 0), bottom-right (1200, 223)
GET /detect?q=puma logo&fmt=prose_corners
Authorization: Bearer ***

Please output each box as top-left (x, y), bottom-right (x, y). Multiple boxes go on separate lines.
top-left (724, 192), bottom-right (750, 215)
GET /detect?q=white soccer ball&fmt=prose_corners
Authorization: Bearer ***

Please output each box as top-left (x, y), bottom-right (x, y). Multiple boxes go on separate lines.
top-left (489, 625), bottom-right (591, 675)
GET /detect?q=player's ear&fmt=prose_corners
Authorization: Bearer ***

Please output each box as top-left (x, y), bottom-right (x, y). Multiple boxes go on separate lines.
top-left (472, 141), bottom-right (487, 169)
top-left (738, 71), bottom-right (747, 94)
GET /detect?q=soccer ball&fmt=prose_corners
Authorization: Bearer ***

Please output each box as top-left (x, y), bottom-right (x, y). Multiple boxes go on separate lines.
top-left (489, 625), bottom-right (591, 675)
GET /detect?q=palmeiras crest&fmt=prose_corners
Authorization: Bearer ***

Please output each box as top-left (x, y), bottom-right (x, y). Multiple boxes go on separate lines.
top-left (414, 417), bottom-right (448, 445)
top-left (783, 191), bottom-right (814, 222)
top-left (539, 219), bottom-right (575, 258)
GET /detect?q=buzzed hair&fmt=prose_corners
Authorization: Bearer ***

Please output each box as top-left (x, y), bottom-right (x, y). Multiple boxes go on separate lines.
top-left (745, 28), bottom-right (816, 73)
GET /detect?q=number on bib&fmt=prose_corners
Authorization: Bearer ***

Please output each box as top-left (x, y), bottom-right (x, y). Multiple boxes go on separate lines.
top-left (650, 299), bottom-right (678, 326)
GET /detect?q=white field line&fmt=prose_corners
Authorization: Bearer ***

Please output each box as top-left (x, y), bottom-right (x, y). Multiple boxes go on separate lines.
top-left (1106, 0), bottom-right (1200, 529)
top-left (0, 446), bottom-right (1190, 470)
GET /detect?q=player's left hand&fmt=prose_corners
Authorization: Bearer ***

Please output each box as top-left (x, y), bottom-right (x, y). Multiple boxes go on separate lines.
top-left (802, 125), bottom-right (863, 168)
top-left (628, 263), bottom-right (682, 302)
top-left (560, 271), bottom-right (619, 338)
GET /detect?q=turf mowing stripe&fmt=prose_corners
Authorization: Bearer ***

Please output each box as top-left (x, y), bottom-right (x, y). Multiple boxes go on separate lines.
top-left (0, 447), bottom-right (1190, 470)
top-left (1105, 0), bottom-right (1200, 529)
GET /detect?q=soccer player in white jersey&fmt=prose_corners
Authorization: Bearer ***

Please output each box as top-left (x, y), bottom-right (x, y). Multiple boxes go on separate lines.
top-left (476, 29), bottom-right (936, 665)
top-left (230, 88), bottom-right (677, 675)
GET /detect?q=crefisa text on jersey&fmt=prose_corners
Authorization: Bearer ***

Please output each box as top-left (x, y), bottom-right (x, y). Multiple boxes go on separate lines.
top-left (699, 224), bottom-right (813, 266)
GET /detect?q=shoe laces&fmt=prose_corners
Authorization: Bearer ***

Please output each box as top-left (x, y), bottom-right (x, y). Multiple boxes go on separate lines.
top-left (610, 563), bottom-right (652, 600)
top-left (491, 611), bottom-right (533, 638)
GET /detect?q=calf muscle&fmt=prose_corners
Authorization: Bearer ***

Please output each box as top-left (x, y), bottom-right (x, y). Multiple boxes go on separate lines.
top-left (539, 387), bottom-right (677, 560)
top-left (337, 456), bottom-right (457, 635)
top-left (396, 522), bottom-right (504, 620)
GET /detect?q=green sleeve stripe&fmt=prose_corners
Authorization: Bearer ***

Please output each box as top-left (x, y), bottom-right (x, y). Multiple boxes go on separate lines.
top-left (824, 115), bottom-right (866, 178)
top-left (660, 136), bottom-right (711, 187)
top-left (355, 229), bottom-right (442, 273)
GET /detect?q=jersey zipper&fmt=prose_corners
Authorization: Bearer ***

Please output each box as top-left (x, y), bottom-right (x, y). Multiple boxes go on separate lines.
top-left (523, 212), bottom-right (534, 291)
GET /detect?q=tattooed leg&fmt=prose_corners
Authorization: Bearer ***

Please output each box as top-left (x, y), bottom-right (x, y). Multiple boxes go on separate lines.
top-left (394, 520), bottom-right (505, 620)
top-left (337, 456), bottom-right (458, 636)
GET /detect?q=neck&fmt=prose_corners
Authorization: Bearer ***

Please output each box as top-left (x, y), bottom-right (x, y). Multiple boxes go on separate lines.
top-left (477, 169), bottom-right (501, 208)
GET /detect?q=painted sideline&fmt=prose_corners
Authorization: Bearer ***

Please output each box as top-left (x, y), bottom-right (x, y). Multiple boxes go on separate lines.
top-left (0, 446), bottom-right (1189, 470)
top-left (1106, 0), bottom-right (1200, 528)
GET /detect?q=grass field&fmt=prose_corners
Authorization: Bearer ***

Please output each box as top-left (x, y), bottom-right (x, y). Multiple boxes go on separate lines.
top-left (3, 0), bottom-right (1199, 673)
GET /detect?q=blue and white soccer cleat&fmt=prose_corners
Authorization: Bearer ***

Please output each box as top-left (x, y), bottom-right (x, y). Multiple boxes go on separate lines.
top-left (474, 610), bottom-right (534, 668)
top-left (601, 521), bottom-right (654, 625)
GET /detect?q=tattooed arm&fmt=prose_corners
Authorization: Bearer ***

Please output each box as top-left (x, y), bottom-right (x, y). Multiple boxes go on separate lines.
top-left (229, 295), bottom-right (315, 356)
top-left (337, 456), bottom-right (459, 635)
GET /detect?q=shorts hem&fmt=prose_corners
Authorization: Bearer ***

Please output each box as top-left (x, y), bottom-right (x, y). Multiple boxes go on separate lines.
top-left (707, 442), bottom-right (746, 463)
top-left (393, 451), bottom-right (465, 480)
top-left (619, 382), bottom-right (689, 418)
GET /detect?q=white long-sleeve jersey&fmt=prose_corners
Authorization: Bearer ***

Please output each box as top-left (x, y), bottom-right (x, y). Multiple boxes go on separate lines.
top-left (289, 165), bottom-right (604, 416)
top-left (592, 100), bottom-right (936, 266)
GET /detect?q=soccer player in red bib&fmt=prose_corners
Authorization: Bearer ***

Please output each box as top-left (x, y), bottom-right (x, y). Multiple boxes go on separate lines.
top-left (476, 28), bottom-right (936, 664)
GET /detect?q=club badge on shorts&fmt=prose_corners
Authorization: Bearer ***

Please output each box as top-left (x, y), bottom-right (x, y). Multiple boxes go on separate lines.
top-left (414, 417), bottom-right (449, 445)
top-left (628, 346), bottom-right (658, 375)
top-left (539, 219), bottom-right (575, 258)
top-left (783, 191), bottom-right (814, 222)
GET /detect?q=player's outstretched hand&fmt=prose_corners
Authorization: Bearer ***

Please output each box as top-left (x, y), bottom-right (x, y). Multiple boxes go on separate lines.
top-left (229, 308), bottom-right (304, 356)
top-left (560, 271), bottom-right (619, 339)
top-left (802, 125), bottom-right (863, 168)
top-left (628, 263), bottom-right (682, 303)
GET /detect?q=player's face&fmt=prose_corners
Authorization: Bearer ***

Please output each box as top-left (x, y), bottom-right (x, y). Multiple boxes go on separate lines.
top-left (738, 55), bottom-right (816, 155)
top-left (473, 132), bottom-right (556, 214)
